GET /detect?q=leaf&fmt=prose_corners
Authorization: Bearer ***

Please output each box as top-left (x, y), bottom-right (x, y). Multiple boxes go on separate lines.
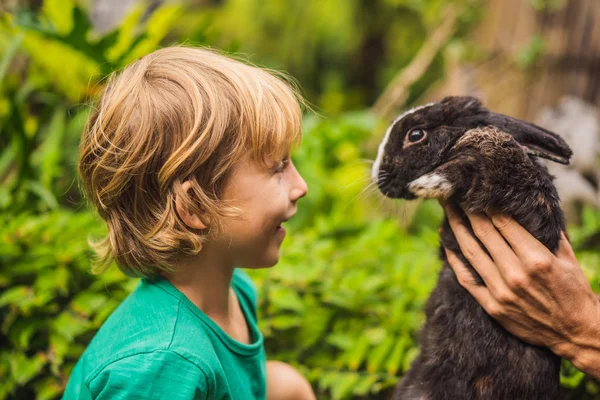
top-left (34, 377), bottom-right (63, 400)
top-left (515, 35), bottom-right (546, 69)
top-left (352, 374), bottom-right (380, 396)
top-left (318, 370), bottom-right (341, 392)
top-left (19, 31), bottom-right (100, 101)
top-left (9, 352), bottom-right (47, 385)
top-left (51, 311), bottom-right (91, 341)
top-left (122, 4), bottom-right (184, 64)
top-left (0, 286), bottom-right (50, 316)
top-left (325, 332), bottom-right (354, 351)
top-left (364, 327), bottom-right (387, 345)
top-left (346, 334), bottom-right (370, 370)
top-left (34, 266), bottom-right (69, 297)
top-left (92, 298), bottom-right (121, 327)
top-left (1, 307), bottom-right (19, 335)
top-left (0, 351), bottom-right (16, 398)
top-left (0, 32), bottom-right (24, 84)
top-left (269, 314), bottom-right (302, 330)
top-left (297, 305), bottom-right (332, 348)
top-left (42, 0), bottom-right (75, 35)
top-left (385, 333), bottom-right (411, 375)
top-left (30, 106), bottom-right (66, 190)
top-left (105, 4), bottom-right (145, 62)
top-left (0, 285), bottom-right (29, 306)
top-left (48, 332), bottom-right (69, 375)
top-left (269, 286), bottom-right (305, 312)
top-left (322, 291), bottom-right (355, 310)
top-left (7, 317), bottom-right (41, 350)
top-left (372, 375), bottom-right (400, 394)
top-left (403, 346), bottom-right (420, 373)
top-left (560, 366), bottom-right (586, 388)
top-left (22, 180), bottom-right (59, 210)
top-left (4, 101), bottom-right (31, 209)
top-left (367, 335), bottom-right (395, 373)
top-left (330, 372), bottom-right (360, 400)
top-left (71, 291), bottom-right (108, 317)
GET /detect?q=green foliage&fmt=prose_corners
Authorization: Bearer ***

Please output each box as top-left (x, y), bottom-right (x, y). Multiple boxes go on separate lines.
top-left (0, 210), bottom-right (132, 399)
top-left (515, 35), bottom-right (546, 69)
top-left (175, 0), bottom-right (483, 113)
top-left (528, 0), bottom-right (567, 12)
top-left (0, 1), bottom-right (184, 214)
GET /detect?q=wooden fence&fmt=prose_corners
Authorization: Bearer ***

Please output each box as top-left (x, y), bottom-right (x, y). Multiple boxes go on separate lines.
top-left (435, 0), bottom-right (600, 120)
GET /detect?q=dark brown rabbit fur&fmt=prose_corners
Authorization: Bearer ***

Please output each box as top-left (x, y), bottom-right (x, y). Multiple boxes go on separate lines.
top-left (372, 96), bottom-right (572, 400)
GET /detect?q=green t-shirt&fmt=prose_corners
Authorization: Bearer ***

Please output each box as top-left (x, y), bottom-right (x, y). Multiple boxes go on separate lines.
top-left (62, 269), bottom-right (266, 400)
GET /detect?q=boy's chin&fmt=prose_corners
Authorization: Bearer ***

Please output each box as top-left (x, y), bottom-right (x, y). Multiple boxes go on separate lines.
top-left (242, 252), bottom-right (281, 269)
top-left (257, 256), bottom-right (280, 269)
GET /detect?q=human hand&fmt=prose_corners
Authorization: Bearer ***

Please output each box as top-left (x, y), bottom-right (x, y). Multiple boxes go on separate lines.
top-left (442, 202), bottom-right (600, 378)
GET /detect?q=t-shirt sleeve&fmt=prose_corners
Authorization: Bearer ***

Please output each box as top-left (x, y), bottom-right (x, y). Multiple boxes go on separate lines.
top-left (87, 350), bottom-right (210, 400)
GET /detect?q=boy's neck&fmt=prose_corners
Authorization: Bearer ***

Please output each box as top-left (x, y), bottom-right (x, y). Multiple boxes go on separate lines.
top-left (165, 244), bottom-right (236, 318)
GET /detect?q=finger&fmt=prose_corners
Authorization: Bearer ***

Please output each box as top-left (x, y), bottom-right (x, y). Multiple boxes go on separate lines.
top-left (556, 231), bottom-right (577, 262)
top-left (445, 248), bottom-right (494, 305)
top-left (466, 212), bottom-right (520, 271)
top-left (444, 201), bottom-right (460, 225)
top-left (489, 214), bottom-right (550, 261)
top-left (444, 205), bottom-right (503, 286)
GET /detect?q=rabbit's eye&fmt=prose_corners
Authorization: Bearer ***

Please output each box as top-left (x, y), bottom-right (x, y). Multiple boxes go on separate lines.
top-left (408, 129), bottom-right (426, 143)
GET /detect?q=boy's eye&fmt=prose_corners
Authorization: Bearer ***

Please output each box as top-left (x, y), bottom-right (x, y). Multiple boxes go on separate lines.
top-left (273, 157), bottom-right (290, 173)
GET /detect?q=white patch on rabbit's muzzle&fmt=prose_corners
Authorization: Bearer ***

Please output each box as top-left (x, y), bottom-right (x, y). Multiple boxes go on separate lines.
top-left (408, 173), bottom-right (454, 199)
top-left (372, 102), bottom-right (436, 183)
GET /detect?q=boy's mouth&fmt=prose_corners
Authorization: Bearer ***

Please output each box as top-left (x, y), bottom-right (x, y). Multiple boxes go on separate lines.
top-left (275, 214), bottom-right (294, 234)
top-left (274, 223), bottom-right (286, 238)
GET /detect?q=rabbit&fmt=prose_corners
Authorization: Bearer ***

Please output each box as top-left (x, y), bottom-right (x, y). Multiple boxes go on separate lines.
top-left (372, 96), bottom-right (572, 400)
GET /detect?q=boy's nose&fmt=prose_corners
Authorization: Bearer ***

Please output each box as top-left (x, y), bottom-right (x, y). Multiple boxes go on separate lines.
top-left (290, 162), bottom-right (308, 202)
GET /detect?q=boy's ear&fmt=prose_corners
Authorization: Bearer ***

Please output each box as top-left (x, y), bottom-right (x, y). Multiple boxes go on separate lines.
top-left (175, 181), bottom-right (208, 230)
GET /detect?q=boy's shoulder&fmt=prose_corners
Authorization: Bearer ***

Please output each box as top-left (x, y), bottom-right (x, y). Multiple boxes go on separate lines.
top-left (78, 268), bottom-right (258, 379)
top-left (64, 269), bottom-right (265, 399)
top-left (78, 278), bottom-right (217, 382)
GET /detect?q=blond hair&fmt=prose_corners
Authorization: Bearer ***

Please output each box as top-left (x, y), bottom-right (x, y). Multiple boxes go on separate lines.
top-left (79, 46), bottom-right (304, 277)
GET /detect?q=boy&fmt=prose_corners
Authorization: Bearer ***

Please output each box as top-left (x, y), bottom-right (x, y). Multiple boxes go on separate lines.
top-left (63, 46), bottom-right (315, 400)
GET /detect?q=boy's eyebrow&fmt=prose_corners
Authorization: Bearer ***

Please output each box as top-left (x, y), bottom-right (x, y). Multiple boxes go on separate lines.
top-left (261, 151), bottom-right (290, 164)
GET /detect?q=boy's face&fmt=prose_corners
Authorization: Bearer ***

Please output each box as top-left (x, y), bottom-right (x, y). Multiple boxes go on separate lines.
top-left (214, 154), bottom-right (307, 268)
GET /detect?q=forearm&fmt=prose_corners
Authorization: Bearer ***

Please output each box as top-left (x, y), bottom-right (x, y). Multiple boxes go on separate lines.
top-left (572, 348), bottom-right (600, 380)
top-left (556, 343), bottom-right (600, 380)
top-left (553, 301), bottom-right (600, 380)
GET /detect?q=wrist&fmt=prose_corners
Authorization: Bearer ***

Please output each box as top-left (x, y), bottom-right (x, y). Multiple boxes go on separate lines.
top-left (551, 340), bottom-right (578, 363)
top-left (572, 351), bottom-right (600, 378)
top-left (553, 298), bottom-right (600, 379)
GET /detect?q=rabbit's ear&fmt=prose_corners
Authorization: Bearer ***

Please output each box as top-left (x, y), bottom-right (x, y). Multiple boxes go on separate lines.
top-left (486, 113), bottom-right (572, 165)
top-left (441, 96), bottom-right (483, 112)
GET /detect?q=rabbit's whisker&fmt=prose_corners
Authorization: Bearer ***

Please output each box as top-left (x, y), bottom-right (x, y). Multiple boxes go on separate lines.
top-left (352, 181), bottom-right (379, 204)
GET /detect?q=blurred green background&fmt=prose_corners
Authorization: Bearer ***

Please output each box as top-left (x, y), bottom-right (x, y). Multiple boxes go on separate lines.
top-left (1, 0), bottom-right (600, 399)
